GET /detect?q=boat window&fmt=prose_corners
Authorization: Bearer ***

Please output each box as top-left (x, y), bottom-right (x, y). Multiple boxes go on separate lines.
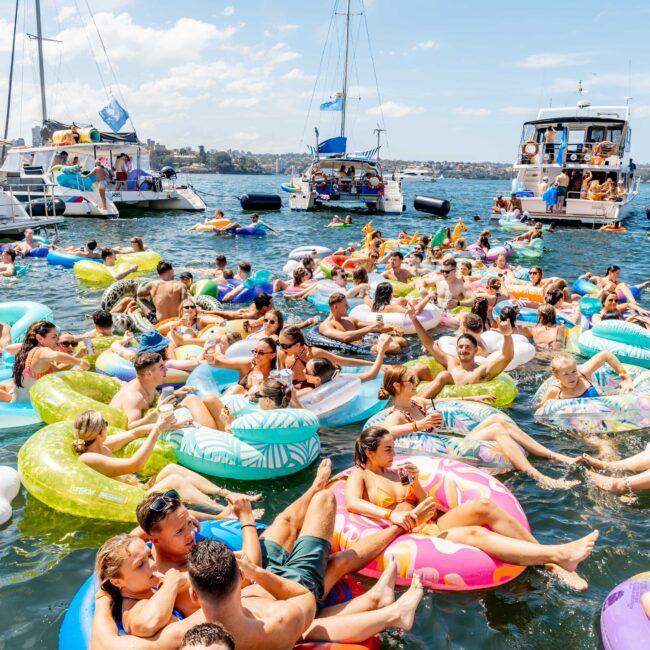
top-left (521, 124), bottom-right (535, 143)
top-left (33, 151), bottom-right (52, 169)
top-left (0, 152), bottom-right (21, 172)
top-left (567, 129), bottom-right (585, 145)
top-left (587, 126), bottom-right (606, 143)
top-left (608, 126), bottom-right (623, 143)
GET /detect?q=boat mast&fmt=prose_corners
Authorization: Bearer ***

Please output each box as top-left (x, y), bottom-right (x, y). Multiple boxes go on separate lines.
top-left (340, 0), bottom-right (351, 138)
top-left (34, 0), bottom-right (48, 123)
top-left (1, 0), bottom-right (20, 163)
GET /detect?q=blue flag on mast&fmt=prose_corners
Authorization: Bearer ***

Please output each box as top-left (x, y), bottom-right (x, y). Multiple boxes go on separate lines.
top-left (99, 97), bottom-right (129, 132)
top-left (320, 95), bottom-right (343, 111)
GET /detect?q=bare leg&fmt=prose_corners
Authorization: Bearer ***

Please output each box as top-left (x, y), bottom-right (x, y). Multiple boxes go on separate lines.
top-left (582, 447), bottom-right (650, 472)
top-left (98, 186), bottom-right (107, 210)
top-left (180, 393), bottom-right (228, 429)
top-left (153, 474), bottom-right (224, 513)
top-left (302, 574), bottom-right (424, 643)
top-left (156, 463), bottom-right (222, 495)
top-left (260, 459), bottom-right (332, 552)
top-left (417, 370), bottom-right (453, 399)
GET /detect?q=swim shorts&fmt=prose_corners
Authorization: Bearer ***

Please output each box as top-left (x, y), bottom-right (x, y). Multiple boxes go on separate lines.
top-left (557, 186), bottom-right (568, 197)
top-left (97, 180), bottom-right (108, 189)
top-left (261, 536), bottom-right (331, 607)
top-left (116, 172), bottom-right (127, 181)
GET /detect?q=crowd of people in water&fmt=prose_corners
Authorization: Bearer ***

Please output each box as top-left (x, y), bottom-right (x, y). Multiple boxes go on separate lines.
top-left (2, 209), bottom-right (650, 649)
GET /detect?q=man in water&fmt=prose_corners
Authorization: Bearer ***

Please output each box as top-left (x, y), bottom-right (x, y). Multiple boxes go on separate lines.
top-left (216, 213), bottom-right (276, 234)
top-left (82, 159), bottom-right (110, 211)
top-left (206, 292), bottom-right (275, 322)
top-left (383, 251), bottom-right (414, 284)
top-left (137, 261), bottom-right (188, 322)
top-left (12, 228), bottom-right (50, 256)
top-left (191, 254), bottom-right (229, 280)
top-left (319, 292), bottom-right (407, 355)
top-left (51, 239), bottom-right (102, 259)
top-left (101, 249), bottom-right (139, 281)
top-left (407, 304), bottom-right (514, 398)
top-left (0, 248), bottom-right (16, 277)
top-left (421, 257), bottom-right (474, 309)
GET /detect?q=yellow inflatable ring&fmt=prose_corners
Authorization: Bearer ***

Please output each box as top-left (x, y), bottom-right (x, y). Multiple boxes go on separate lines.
top-left (388, 280), bottom-right (414, 297)
top-left (30, 370), bottom-right (126, 428)
top-left (199, 320), bottom-right (248, 339)
top-left (116, 251), bottom-right (163, 272)
top-left (406, 356), bottom-right (518, 407)
top-left (18, 421), bottom-right (176, 522)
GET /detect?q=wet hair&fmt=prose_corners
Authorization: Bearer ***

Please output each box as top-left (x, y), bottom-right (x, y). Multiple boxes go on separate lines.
top-left (498, 305), bottom-right (518, 327)
top-left (280, 325), bottom-right (305, 347)
top-left (551, 353), bottom-right (576, 375)
top-left (300, 256), bottom-right (314, 268)
top-left (255, 337), bottom-right (278, 369)
top-left (487, 277), bottom-right (502, 291)
top-left (134, 351), bottom-right (163, 374)
top-left (544, 287), bottom-right (564, 306)
top-left (96, 533), bottom-right (138, 622)
top-left (306, 357), bottom-right (339, 384)
top-left (131, 237), bottom-right (144, 251)
top-left (188, 540), bottom-right (239, 604)
top-left (378, 365), bottom-right (410, 400)
top-left (223, 269), bottom-right (234, 279)
top-left (101, 249), bottom-right (115, 261)
top-left (453, 238), bottom-right (467, 250)
top-left (605, 264), bottom-right (621, 276)
top-left (478, 234), bottom-right (490, 248)
top-left (2, 248), bottom-right (16, 261)
top-left (136, 490), bottom-right (183, 535)
top-left (238, 261), bottom-right (251, 274)
top-left (328, 291), bottom-right (347, 306)
top-left (13, 320), bottom-right (57, 387)
top-left (419, 235), bottom-right (430, 247)
top-left (86, 240), bottom-right (98, 251)
top-left (292, 266), bottom-right (310, 286)
top-left (354, 426), bottom-right (391, 467)
top-left (72, 410), bottom-right (107, 453)
top-left (254, 292), bottom-right (272, 309)
top-left (537, 304), bottom-right (557, 326)
top-left (92, 309), bottom-right (113, 329)
top-left (157, 261), bottom-right (173, 276)
top-left (256, 378), bottom-right (291, 408)
top-left (463, 312), bottom-right (484, 335)
top-left (352, 266), bottom-right (368, 283)
top-left (180, 622), bottom-right (235, 650)
top-left (372, 282), bottom-right (393, 312)
top-left (471, 297), bottom-right (489, 331)
top-left (457, 333), bottom-right (478, 348)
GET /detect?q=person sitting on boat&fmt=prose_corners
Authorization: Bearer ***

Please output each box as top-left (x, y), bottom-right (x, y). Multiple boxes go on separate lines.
top-left (82, 159), bottom-right (110, 212)
top-left (0, 248), bottom-right (17, 277)
top-left (538, 176), bottom-right (549, 197)
top-left (383, 251), bottom-right (415, 284)
top-left (507, 193), bottom-right (523, 214)
top-left (602, 178), bottom-right (617, 202)
top-left (318, 292), bottom-right (407, 355)
top-left (555, 169), bottom-right (570, 210)
top-left (113, 236), bottom-right (148, 254)
top-left (53, 150), bottom-right (68, 167)
top-left (587, 179), bottom-right (604, 201)
top-left (579, 170), bottom-right (593, 199)
top-left (346, 426), bottom-right (597, 588)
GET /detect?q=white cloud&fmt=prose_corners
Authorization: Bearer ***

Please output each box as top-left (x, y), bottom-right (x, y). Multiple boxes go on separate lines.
top-left (265, 42), bottom-right (301, 64)
top-left (453, 107), bottom-right (490, 116)
top-left (367, 101), bottom-right (425, 118)
top-left (281, 68), bottom-right (316, 81)
top-left (634, 105), bottom-right (650, 118)
top-left (517, 52), bottom-right (591, 69)
top-left (278, 24), bottom-right (302, 32)
top-left (222, 6), bottom-right (235, 16)
top-left (218, 97), bottom-right (260, 108)
top-left (225, 79), bottom-right (270, 95)
top-left (499, 106), bottom-right (535, 115)
top-left (414, 40), bottom-right (437, 50)
top-left (0, 18), bottom-right (16, 53)
top-left (56, 6), bottom-right (77, 22)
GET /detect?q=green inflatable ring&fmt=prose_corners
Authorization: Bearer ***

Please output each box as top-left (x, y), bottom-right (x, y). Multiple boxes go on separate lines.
top-left (406, 356), bottom-right (518, 407)
top-left (30, 370), bottom-right (126, 428)
top-left (18, 421), bottom-right (176, 522)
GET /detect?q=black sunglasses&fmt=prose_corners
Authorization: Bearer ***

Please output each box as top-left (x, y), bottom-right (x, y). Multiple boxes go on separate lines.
top-left (279, 341), bottom-right (297, 350)
top-left (144, 489), bottom-right (181, 532)
top-left (60, 340), bottom-right (78, 348)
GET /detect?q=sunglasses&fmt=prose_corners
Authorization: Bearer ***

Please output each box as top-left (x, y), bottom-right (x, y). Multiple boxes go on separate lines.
top-left (144, 489), bottom-right (180, 530)
top-left (182, 305), bottom-right (196, 310)
top-left (252, 349), bottom-right (273, 356)
top-left (441, 269), bottom-right (454, 275)
top-left (530, 271), bottom-right (541, 275)
top-left (263, 318), bottom-right (277, 324)
top-left (60, 340), bottom-right (78, 348)
top-left (279, 341), bottom-right (298, 350)
top-left (251, 392), bottom-right (268, 401)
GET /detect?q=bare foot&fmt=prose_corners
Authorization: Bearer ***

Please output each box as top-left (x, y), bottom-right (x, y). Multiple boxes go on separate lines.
top-left (312, 459), bottom-right (332, 491)
top-left (556, 531), bottom-right (599, 573)
top-left (367, 561), bottom-right (397, 608)
top-left (545, 563), bottom-right (588, 591)
top-left (537, 474), bottom-right (581, 490)
top-left (586, 470), bottom-right (625, 494)
top-left (581, 454), bottom-right (610, 470)
top-left (393, 573), bottom-right (424, 631)
top-left (552, 452), bottom-right (583, 465)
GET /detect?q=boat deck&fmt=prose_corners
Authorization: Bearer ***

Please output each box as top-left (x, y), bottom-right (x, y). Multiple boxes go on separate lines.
top-left (0, 215), bottom-right (63, 235)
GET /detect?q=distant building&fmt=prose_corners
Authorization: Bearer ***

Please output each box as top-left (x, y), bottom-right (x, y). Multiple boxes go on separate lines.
top-left (31, 126), bottom-right (43, 147)
top-left (11, 137), bottom-right (25, 146)
top-left (275, 157), bottom-right (286, 174)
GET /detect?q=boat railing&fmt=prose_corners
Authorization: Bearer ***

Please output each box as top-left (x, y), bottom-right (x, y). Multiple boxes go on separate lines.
top-left (517, 141), bottom-right (621, 166)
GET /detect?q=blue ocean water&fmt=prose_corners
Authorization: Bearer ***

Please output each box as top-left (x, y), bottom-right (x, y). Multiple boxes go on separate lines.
top-left (0, 175), bottom-right (649, 649)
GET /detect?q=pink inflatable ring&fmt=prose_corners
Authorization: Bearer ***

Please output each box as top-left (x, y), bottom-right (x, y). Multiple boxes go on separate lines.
top-left (330, 455), bottom-right (530, 591)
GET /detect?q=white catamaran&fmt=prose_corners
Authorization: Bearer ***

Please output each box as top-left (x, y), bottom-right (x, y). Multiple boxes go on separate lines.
top-left (287, 0), bottom-right (403, 215)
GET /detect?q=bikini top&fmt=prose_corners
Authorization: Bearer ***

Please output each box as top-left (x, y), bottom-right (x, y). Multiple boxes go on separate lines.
top-left (388, 400), bottom-right (429, 426)
top-left (600, 310), bottom-right (622, 321)
top-left (367, 474), bottom-right (418, 510)
top-left (558, 371), bottom-right (600, 400)
top-left (22, 348), bottom-right (56, 380)
top-left (287, 352), bottom-right (317, 390)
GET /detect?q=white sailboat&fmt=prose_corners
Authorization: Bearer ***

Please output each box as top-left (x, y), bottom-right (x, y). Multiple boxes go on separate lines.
top-left (287, 0), bottom-right (403, 214)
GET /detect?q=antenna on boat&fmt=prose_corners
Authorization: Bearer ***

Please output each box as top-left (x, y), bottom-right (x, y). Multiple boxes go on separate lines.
top-left (1, 0), bottom-right (19, 165)
top-left (373, 125), bottom-right (385, 163)
top-left (340, 0), bottom-right (352, 138)
top-left (33, 0), bottom-right (48, 123)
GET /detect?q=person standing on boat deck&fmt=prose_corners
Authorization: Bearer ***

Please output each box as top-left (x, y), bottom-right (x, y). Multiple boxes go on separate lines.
top-left (616, 180), bottom-right (627, 201)
top-left (555, 169), bottom-right (570, 211)
top-left (538, 176), bottom-right (549, 196)
top-left (83, 159), bottom-right (110, 211)
top-left (544, 125), bottom-right (556, 163)
top-left (115, 154), bottom-right (129, 191)
top-left (579, 170), bottom-right (592, 199)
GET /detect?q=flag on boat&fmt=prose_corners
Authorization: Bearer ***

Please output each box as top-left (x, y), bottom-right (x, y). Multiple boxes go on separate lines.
top-left (99, 97), bottom-right (129, 132)
top-left (320, 95), bottom-right (344, 111)
top-left (308, 136), bottom-right (347, 156)
top-left (556, 127), bottom-right (567, 165)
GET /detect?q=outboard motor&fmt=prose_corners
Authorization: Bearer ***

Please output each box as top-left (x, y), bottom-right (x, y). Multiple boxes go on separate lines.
top-left (25, 197), bottom-right (66, 217)
top-left (239, 193), bottom-right (282, 211)
top-left (160, 166), bottom-right (177, 180)
top-left (413, 195), bottom-right (451, 216)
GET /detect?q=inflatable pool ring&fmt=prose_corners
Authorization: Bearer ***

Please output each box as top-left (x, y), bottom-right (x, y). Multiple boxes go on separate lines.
top-left (0, 466), bottom-right (20, 526)
top-left (18, 421), bottom-right (175, 523)
top-left (0, 300), bottom-right (54, 342)
top-left (303, 325), bottom-right (373, 356)
top-left (439, 306), bottom-right (470, 329)
top-left (281, 182), bottom-right (301, 193)
top-left (25, 245), bottom-right (49, 258)
top-left (579, 296), bottom-right (602, 318)
top-left (80, 335), bottom-right (120, 370)
top-left (484, 243), bottom-right (513, 262)
top-left (300, 367), bottom-right (386, 427)
top-left (364, 400), bottom-right (518, 474)
top-left (330, 455), bottom-right (529, 590)
top-left (233, 223), bottom-right (267, 236)
top-left (115, 251), bottom-right (162, 272)
top-left (406, 356), bottom-right (518, 407)
top-left (306, 279), bottom-right (364, 313)
top-left (56, 170), bottom-right (95, 192)
top-left (348, 304), bottom-right (441, 335)
top-left (199, 319), bottom-right (248, 340)
top-left (100, 279), bottom-right (141, 311)
top-left (577, 321), bottom-right (650, 369)
top-left (30, 370), bottom-right (126, 428)
top-left (508, 284), bottom-right (545, 303)
top-left (492, 299), bottom-right (585, 330)
top-left (192, 275), bottom-right (273, 304)
top-left (534, 363), bottom-right (650, 433)
top-left (73, 259), bottom-right (136, 285)
top-left (288, 245), bottom-right (333, 261)
top-left (284, 279), bottom-right (317, 297)
top-left (320, 255), bottom-right (347, 278)
top-left (600, 572), bottom-right (650, 650)
top-left (46, 249), bottom-right (102, 269)
top-left (571, 277), bottom-right (599, 297)
top-left (0, 402), bottom-right (42, 435)
top-left (329, 222), bottom-right (353, 228)
top-left (162, 407), bottom-right (320, 480)
top-left (193, 294), bottom-right (221, 311)
top-left (510, 239), bottom-right (544, 260)
top-left (386, 279), bottom-right (414, 297)
top-left (437, 330), bottom-right (535, 371)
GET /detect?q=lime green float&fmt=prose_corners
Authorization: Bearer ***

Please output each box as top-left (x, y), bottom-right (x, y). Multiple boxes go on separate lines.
top-left (30, 370), bottom-right (126, 428)
top-left (18, 421), bottom-right (176, 522)
top-left (406, 356), bottom-right (518, 407)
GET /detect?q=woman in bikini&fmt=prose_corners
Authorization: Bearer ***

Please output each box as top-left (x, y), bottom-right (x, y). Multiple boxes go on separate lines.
top-left (592, 291), bottom-right (650, 328)
top-left (277, 325), bottom-right (373, 390)
top-left (377, 365), bottom-right (580, 489)
top-left (530, 304), bottom-right (567, 350)
top-left (11, 320), bottom-right (90, 403)
top-left (345, 426), bottom-right (599, 590)
top-left (364, 282), bottom-right (433, 315)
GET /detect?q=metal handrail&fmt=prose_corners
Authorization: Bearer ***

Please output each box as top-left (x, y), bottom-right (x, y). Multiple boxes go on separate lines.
top-left (517, 141), bottom-right (622, 165)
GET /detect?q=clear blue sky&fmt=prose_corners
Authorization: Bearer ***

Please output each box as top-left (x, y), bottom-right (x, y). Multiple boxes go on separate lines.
top-left (2, 0), bottom-right (649, 162)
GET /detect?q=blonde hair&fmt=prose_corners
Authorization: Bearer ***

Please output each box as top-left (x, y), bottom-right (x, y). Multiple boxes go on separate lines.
top-left (378, 365), bottom-right (410, 400)
top-left (95, 533), bottom-right (137, 620)
top-left (550, 353), bottom-right (576, 375)
top-left (73, 409), bottom-right (107, 454)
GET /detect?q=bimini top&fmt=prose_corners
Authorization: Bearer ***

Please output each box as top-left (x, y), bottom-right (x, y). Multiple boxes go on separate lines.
top-left (41, 119), bottom-right (138, 144)
top-left (524, 116), bottom-right (626, 127)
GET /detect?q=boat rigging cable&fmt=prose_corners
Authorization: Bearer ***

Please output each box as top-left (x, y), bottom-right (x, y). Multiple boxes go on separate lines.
top-left (1, 0), bottom-right (20, 164)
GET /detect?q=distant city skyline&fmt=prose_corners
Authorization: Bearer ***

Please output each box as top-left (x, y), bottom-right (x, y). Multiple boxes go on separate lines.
top-left (2, 0), bottom-right (650, 162)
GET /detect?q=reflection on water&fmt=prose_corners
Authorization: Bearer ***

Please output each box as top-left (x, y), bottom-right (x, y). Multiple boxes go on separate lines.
top-left (0, 176), bottom-right (648, 649)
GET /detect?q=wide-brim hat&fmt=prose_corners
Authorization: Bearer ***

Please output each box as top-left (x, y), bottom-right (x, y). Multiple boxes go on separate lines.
top-left (136, 330), bottom-right (170, 354)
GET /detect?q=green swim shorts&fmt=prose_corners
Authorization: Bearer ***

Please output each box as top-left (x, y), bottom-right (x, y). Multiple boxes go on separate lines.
top-left (261, 535), bottom-right (331, 607)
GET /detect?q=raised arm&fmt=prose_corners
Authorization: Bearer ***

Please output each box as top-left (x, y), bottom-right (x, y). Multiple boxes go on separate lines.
top-left (320, 320), bottom-right (380, 343)
top-left (580, 350), bottom-right (631, 390)
top-left (103, 423), bottom-right (153, 451)
top-left (480, 319), bottom-right (514, 380)
top-left (359, 337), bottom-right (390, 382)
top-left (313, 346), bottom-right (373, 367)
top-left (405, 305), bottom-right (448, 366)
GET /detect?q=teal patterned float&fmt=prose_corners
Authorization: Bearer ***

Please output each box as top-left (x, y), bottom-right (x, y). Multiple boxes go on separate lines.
top-left (577, 321), bottom-right (650, 369)
top-left (163, 407), bottom-right (320, 480)
top-left (365, 399), bottom-right (518, 474)
top-left (534, 363), bottom-right (650, 433)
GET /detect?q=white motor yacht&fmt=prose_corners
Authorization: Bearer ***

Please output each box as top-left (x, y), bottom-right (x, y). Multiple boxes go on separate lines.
top-left (399, 166), bottom-right (436, 182)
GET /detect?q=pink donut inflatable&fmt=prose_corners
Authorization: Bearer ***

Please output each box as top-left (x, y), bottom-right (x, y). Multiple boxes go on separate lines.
top-left (330, 455), bottom-right (530, 591)
top-left (485, 244), bottom-right (513, 262)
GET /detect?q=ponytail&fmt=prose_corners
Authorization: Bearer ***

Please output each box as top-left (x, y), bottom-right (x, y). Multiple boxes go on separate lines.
top-left (354, 426), bottom-right (390, 467)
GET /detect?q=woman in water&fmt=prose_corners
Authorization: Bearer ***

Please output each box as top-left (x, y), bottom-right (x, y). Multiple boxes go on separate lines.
top-left (11, 320), bottom-right (90, 403)
top-left (591, 291), bottom-right (650, 328)
top-left (365, 281), bottom-right (433, 316)
top-left (586, 265), bottom-right (649, 306)
top-left (376, 365), bottom-right (580, 489)
top-left (530, 304), bottom-right (567, 350)
top-left (345, 427), bottom-right (598, 589)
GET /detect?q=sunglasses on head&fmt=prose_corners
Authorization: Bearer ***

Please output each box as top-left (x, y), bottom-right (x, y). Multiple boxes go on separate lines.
top-left (144, 489), bottom-right (180, 530)
top-left (60, 340), bottom-right (78, 348)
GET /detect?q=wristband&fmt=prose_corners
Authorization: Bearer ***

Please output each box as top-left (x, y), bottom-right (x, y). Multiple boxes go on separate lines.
top-left (411, 422), bottom-right (419, 432)
top-left (241, 524), bottom-right (256, 529)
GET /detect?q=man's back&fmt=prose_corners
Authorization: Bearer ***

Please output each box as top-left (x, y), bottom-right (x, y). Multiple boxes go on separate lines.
top-left (149, 280), bottom-right (187, 321)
